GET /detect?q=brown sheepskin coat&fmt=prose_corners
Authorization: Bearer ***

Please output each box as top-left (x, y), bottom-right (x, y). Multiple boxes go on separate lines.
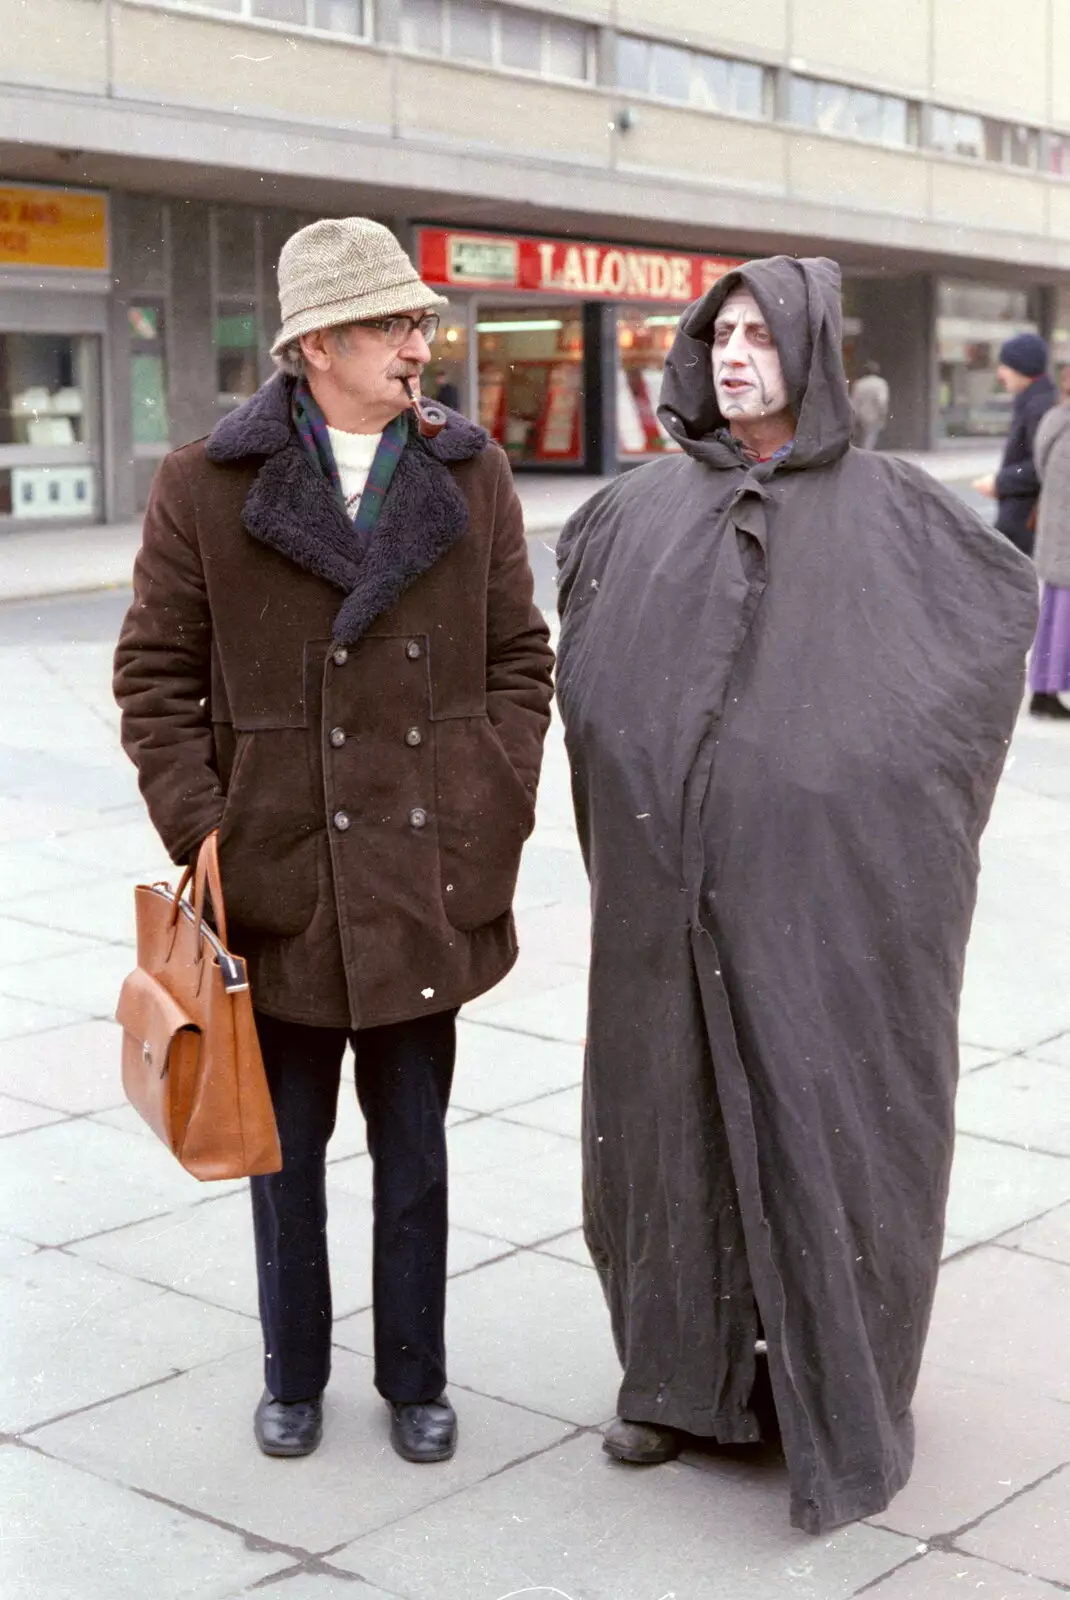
top-left (114, 373), bottom-right (554, 1029)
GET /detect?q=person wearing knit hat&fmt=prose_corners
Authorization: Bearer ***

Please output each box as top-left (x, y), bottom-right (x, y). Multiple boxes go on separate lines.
top-left (114, 219), bottom-right (554, 1468)
top-left (973, 330), bottom-right (1057, 556)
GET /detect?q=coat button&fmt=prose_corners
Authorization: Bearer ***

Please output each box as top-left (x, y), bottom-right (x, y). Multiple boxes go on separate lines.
top-left (405, 727), bottom-right (423, 747)
top-left (329, 727), bottom-right (347, 748)
top-left (332, 646), bottom-right (348, 666)
top-left (409, 807), bottom-right (428, 829)
top-left (405, 639), bottom-right (422, 660)
top-left (333, 810), bottom-right (352, 831)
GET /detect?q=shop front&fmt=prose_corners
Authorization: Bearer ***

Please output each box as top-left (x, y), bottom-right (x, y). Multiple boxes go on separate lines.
top-left (416, 227), bottom-right (742, 472)
top-left (0, 182), bottom-right (110, 527)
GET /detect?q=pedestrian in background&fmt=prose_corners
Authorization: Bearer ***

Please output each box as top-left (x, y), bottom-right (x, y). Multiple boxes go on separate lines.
top-left (114, 218), bottom-right (553, 1467)
top-left (849, 358), bottom-right (890, 449)
top-left (1028, 364), bottom-right (1070, 719)
top-left (974, 332), bottom-right (1057, 556)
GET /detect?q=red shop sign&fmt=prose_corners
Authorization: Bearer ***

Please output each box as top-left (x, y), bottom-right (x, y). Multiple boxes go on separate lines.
top-left (417, 227), bottom-right (743, 304)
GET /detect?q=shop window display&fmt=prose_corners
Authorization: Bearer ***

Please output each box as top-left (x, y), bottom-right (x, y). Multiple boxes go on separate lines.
top-left (936, 280), bottom-right (1040, 439)
top-left (616, 312), bottom-right (681, 458)
top-left (0, 332), bottom-right (100, 520)
top-left (477, 309), bottom-right (585, 465)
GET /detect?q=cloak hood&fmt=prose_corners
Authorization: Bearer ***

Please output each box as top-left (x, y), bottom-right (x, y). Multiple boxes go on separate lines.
top-left (658, 255), bottom-right (855, 470)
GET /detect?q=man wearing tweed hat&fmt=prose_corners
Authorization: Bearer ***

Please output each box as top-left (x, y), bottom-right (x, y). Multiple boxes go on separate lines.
top-left (115, 219), bottom-right (554, 1465)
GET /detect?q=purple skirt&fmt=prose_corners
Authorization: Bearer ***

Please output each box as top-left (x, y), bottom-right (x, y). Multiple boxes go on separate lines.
top-left (1030, 584), bottom-right (1070, 693)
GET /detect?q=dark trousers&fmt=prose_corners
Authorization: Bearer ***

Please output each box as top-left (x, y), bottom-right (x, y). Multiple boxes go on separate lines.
top-left (250, 1008), bottom-right (456, 1405)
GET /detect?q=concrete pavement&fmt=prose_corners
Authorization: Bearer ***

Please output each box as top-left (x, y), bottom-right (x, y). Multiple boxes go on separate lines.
top-left (1, 574), bottom-right (1068, 1598)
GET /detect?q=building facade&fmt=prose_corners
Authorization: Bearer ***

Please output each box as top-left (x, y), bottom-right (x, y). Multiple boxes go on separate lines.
top-left (2, 0), bottom-right (1070, 524)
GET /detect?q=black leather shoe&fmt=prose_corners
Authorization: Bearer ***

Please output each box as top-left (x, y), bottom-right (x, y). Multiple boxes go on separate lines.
top-left (602, 1416), bottom-right (681, 1465)
top-left (1030, 692), bottom-right (1070, 720)
top-left (388, 1395), bottom-right (457, 1463)
top-left (254, 1390), bottom-right (323, 1458)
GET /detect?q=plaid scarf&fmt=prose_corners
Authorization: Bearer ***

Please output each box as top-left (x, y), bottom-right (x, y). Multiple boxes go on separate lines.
top-left (291, 377), bottom-right (410, 545)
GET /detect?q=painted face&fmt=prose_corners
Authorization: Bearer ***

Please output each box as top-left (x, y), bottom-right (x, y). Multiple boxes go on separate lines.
top-left (711, 288), bottom-right (790, 421)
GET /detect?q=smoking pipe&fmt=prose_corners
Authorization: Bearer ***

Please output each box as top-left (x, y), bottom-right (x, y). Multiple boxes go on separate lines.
top-left (402, 378), bottom-right (447, 438)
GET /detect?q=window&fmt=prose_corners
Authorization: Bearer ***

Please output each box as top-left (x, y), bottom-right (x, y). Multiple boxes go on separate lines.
top-left (929, 108), bottom-right (1040, 169)
top-left (167, 0), bottom-right (368, 38)
top-left (789, 75), bottom-right (913, 147)
top-left (1045, 134), bottom-right (1070, 177)
top-left (398, 1), bottom-right (593, 81)
top-left (129, 304), bottom-right (171, 448)
top-left (616, 35), bottom-right (772, 118)
top-left (212, 208), bottom-right (261, 405)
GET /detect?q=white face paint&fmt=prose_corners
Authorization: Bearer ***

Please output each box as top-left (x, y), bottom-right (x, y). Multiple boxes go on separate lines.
top-left (711, 288), bottom-right (790, 421)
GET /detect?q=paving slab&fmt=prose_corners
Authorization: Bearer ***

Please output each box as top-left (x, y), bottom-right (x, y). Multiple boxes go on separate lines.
top-left (0, 1116), bottom-right (215, 1244)
top-left (330, 1114), bottom-right (582, 1245)
top-left (0, 940), bottom-right (141, 1018)
top-left (2, 1247), bottom-right (258, 1432)
top-left (861, 1549), bottom-right (1065, 1598)
top-left (0, 990), bottom-right (89, 1040)
top-left (1029, 1033), bottom-right (1070, 1070)
top-left (924, 1246), bottom-right (1070, 1405)
top-left (0, 840), bottom-right (118, 901)
top-left (0, 914), bottom-right (99, 967)
top-left (999, 1201), bottom-right (1070, 1266)
top-left (943, 1133), bottom-right (1070, 1248)
top-left (869, 1365), bottom-right (1070, 1541)
top-left (227, 1575), bottom-right (404, 1599)
top-left (469, 977), bottom-right (589, 1045)
top-left (0, 873), bottom-right (142, 942)
top-left (71, 1182), bottom-right (512, 1321)
top-left (0, 1017), bottom-right (127, 1112)
top-left (959, 1044), bottom-right (1010, 1075)
top-left (0, 1442), bottom-right (286, 1600)
top-left (956, 1057), bottom-right (1070, 1156)
top-left (534, 1227), bottom-right (594, 1269)
top-left (451, 1020), bottom-right (583, 1113)
top-left (31, 1345), bottom-right (573, 1552)
top-left (335, 1433), bottom-right (916, 1600)
top-left (959, 1467), bottom-right (1070, 1589)
top-left (499, 1084), bottom-right (582, 1139)
top-left (0, 1091), bottom-right (68, 1134)
top-left (336, 1249), bottom-right (618, 1426)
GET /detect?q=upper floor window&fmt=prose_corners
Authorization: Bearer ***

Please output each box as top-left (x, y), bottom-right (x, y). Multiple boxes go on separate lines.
top-left (399, 0), bottom-right (594, 82)
top-left (617, 35), bottom-right (771, 120)
top-left (169, 0), bottom-right (366, 36)
top-left (929, 107), bottom-right (1039, 170)
top-left (1044, 134), bottom-right (1070, 178)
top-left (789, 76), bottom-right (912, 147)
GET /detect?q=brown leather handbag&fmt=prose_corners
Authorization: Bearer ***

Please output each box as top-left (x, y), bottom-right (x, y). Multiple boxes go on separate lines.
top-left (115, 831), bottom-right (282, 1180)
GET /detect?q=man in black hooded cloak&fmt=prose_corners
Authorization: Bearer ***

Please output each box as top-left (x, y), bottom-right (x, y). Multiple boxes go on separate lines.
top-left (555, 256), bottom-right (1038, 1533)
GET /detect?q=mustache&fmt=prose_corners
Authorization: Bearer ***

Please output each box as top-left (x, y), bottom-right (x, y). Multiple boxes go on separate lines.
top-left (388, 361), bottom-right (424, 378)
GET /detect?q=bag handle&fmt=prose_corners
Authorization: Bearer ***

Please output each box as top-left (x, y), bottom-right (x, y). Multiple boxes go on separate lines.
top-left (191, 830), bottom-right (229, 951)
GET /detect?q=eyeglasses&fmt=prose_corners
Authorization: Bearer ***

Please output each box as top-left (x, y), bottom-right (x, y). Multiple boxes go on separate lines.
top-left (353, 313), bottom-right (441, 346)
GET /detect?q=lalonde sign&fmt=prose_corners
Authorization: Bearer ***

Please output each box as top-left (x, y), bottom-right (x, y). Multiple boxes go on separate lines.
top-left (417, 227), bottom-right (742, 303)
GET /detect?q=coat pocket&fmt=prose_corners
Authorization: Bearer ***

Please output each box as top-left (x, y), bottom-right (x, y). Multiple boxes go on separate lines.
top-left (217, 730), bottom-right (320, 936)
top-left (435, 715), bottom-right (535, 932)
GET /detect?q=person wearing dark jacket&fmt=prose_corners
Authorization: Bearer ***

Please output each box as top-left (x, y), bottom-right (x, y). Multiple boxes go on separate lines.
top-left (114, 218), bottom-right (553, 1468)
top-left (974, 332), bottom-right (1057, 555)
top-left (556, 256), bottom-right (1037, 1534)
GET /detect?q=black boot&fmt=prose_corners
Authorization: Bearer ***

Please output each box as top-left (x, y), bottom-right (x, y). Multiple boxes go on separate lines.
top-left (254, 1390), bottom-right (323, 1457)
top-left (388, 1395), bottom-right (457, 1463)
top-left (1030, 692), bottom-right (1070, 719)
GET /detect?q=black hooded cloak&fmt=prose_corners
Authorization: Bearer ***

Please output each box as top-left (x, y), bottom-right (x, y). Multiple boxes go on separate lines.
top-left (555, 256), bottom-right (1037, 1533)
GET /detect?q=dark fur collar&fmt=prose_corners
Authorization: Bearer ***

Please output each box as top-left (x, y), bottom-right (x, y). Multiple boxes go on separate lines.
top-left (204, 374), bottom-right (490, 642)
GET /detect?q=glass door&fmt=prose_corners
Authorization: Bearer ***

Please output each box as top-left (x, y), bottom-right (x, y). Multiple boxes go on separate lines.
top-left (0, 331), bottom-right (103, 524)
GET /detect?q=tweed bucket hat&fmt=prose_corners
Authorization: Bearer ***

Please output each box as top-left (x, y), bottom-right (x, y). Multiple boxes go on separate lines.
top-left (271, 217), bottom-right (447, 357)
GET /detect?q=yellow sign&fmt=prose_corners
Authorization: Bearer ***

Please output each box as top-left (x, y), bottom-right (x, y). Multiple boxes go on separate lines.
top-left (0, 183), bottom-right (109, 272)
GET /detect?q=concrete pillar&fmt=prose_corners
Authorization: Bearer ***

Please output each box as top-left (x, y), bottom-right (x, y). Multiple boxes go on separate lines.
top-left (167, 200), bottom-right (217, 448)
top-left (104, 190), bottom-right (137, 522)
top-left (583, 302), bottom-right (618, 475)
